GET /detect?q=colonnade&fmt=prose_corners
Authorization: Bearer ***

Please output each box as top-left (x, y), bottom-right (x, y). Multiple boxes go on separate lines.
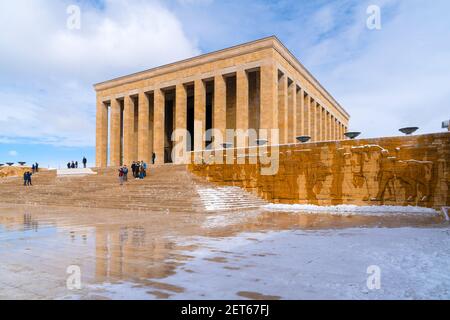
top-left (96, 64), bottom-right (348, 167)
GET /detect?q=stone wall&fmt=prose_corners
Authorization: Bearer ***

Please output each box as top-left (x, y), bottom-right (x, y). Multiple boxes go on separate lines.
top-left (0, 167), bottom-right (31, 179)
top-left (188, 133), bottom-right (450, 209)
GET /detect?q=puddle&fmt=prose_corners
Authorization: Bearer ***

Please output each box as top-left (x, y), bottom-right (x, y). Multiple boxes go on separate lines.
top-left (0, 203), bottom-right (448, 299)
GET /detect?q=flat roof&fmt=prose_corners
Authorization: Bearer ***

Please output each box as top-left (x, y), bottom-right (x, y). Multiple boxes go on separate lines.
top-left (94, 36), bottom-right (350, 119)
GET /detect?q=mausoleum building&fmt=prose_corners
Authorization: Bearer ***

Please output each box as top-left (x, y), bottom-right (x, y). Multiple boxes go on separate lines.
top-left (94, 36), bottom-right (350, 167)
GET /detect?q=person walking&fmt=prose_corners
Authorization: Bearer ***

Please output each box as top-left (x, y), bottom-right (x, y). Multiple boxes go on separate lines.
top-left (131, 162), bottom-right (136, 178)
top-left (152, 152), bottom-right (156, 164)
top-left (118, 167), bottom-right (124, 185)
top-left (35, 163), bottom-right (39, 172)
top-left (82, 157), bottom-right (87, 168)
top-left (23, 171), bottom-right (28, 186)
top-left (139, 164), bottom-right (144, 179)
top-left (75, 161), bottom-right (78, 168)
top-left (32, 164), bottom-right (35, 174)
top-left (142, 161), bottom-right (147, 178)
top-left (123, 165), bottom-right (128, 182)
top-left (27, 171), bottom-right (32, 186)
top-left (135, 162), bottom-right (141, 179)
top-left (67, 162), bottom-right (71, 169)
top-left (71, 161), bottom-right (75, 169)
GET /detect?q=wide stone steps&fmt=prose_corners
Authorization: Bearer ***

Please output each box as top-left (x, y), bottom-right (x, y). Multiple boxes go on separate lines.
top-left (197, 186), bottom-right (267, 211)
top-left (0, 164), bottom-right (266, 212)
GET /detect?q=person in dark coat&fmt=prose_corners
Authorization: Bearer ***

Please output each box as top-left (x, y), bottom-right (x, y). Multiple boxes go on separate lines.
top-left (123, 165), bottom-right (128, 182)
top-left (152, 152), bottom-right (156, 164)
top-left (82, 157), bottom-right (87, 168)
top-left (134, 162), bottom-right (140, 179)
top-left (131, 162), bottom-right (136, 178)
top-left (32, 164), bottom-right (35, 174)
top-left (118, 167), bottom-right (124, 185)
top-left (67, 162), bottom-right (71, 169)
top-left (75, 161), bottom-right (78, 168)
top-left (35, 163), bottom-right (39, 172)
top-left (27, 171), bottom-right (32, 186)
top-left (23, 171), bottom-right (28, 186)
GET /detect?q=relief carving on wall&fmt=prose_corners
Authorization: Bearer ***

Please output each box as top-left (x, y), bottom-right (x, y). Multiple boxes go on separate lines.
top-left (295, 149), bottom-right (331, 201)
top-left (349, 144), bottom-right (433, 204)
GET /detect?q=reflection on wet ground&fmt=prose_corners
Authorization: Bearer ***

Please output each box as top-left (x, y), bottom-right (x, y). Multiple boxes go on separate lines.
top-left (0, 204), bottom-right (447, 299)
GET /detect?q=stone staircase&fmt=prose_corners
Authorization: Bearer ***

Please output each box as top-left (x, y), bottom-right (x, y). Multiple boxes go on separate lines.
top-left (0, 165), bottom-right (266, 212)
top-left (197, 186), bottom-right (267, 211)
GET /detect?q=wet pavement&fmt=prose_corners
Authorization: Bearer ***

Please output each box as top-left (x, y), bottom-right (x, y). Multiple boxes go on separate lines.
top-left (0, 204), bottom-right (448, 299)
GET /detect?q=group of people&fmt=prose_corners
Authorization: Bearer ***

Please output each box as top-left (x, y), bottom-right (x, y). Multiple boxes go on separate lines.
top-left (31, 163), bottom-right (39, 174)
top-left (131, 161), bottom-right (148, 179)
top-left (23, 171), bottom-right (33, 186)
top-left (67, 157), bottom-right (88, 169)
top-left (118, 161), bottom-right (148, 185)
top-left (24, 162), bottom-right (39, 186)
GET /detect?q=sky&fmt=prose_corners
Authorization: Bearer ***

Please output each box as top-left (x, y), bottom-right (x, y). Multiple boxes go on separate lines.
top-left (0, 0), bottom-right (449, 168)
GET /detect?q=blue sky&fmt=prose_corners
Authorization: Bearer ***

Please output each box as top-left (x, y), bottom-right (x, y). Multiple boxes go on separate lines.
top-left (0, 0), bottom-right (449, 168)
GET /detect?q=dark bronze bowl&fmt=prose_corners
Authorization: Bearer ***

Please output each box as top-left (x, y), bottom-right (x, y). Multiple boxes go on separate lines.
top-left (399, 127), bottom-right (418, 135)
top-left (344, 132), bottom-right (361, 139)
top-left (296, 136), bottom-right (311, 143)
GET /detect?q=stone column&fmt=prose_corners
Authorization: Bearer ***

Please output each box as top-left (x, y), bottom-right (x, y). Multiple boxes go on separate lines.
top-left (327, 111), bottom-right (331, 140)
top-left (330, 115), bottom-right (335, 140)
top-left (123, 95), bottom-right (136, 165)
top-left (311, 98), bottom-right (319, 142)
top-left (336, 120), bottom-right (344, 140)
top-left (194, 79), bottom-right (206, 151)
top-left (304, 93), bottom-right (310, 137)
top-left (214, 74), bottom-right (226, 148)
top-left (110, 98), bottom-right (122, 166)
top-left (336, 117), bottom-right (339, 140)
top-left (277, 73), bottom-right (288, 144)
top-left (260, 63), bottom-right (278, 143)
top-left (153, 88), bottom-right (165, 164)
top-left (337, 121), bottom-right (340, 140)
top-left (236, 69), bottom-right (249, 147)
top-left (288, 81), bottom-right (297, 144)
top-left (95, 98), bottom-right (108, 168)
top-left (318, 104), bottom-right (323, 141)
top-left (137, 92), bottom-right (150, 164)
top-left (296, 87), bottom-right (303, 138)
top-left (317, 105), bottom-right (322, 141)
top-left (175, 83), bottom-right (187, 164)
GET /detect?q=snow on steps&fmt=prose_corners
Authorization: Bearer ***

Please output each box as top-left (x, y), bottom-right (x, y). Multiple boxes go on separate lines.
top-left (197, 186), bottom-right (267, 211)
top-left (57, 168), bottom-right (97, 176)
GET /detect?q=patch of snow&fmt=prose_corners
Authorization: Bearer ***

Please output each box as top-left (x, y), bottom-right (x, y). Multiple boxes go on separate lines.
top-left (202, 210), bottom-right (262, 228)
top-left (442, 207), bottom-right (450, 221)
top-left (57, 168), bottom-right (97, 176)
top-left (263, 204), bottom-right (438, 216)
top-left (197, 187), bottom-right (265, 211)
top-left (161, 227), bottom-right (450, 299)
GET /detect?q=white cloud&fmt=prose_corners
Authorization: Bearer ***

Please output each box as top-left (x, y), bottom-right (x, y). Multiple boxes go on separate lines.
top-left (311, 0), bottom-right (450, 137)
top-left (0, 0), bottom-right (199, 147)
top-left (177, 0), bottom-right (214, 5)
top-left (8, 150), bottom-right (18, 157)
top-left (0, 0), bottom-right (448, 150)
